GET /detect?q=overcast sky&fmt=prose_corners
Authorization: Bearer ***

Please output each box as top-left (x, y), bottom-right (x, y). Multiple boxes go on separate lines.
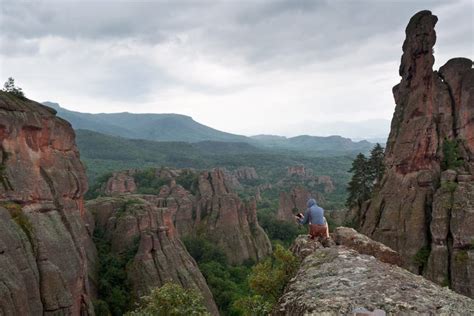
top-left (0, 0), bottom-right (472, 138)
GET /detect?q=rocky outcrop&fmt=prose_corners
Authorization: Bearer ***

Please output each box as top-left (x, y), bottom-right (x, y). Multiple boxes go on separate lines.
top-left (0, 92), bottom-right (95, 315)
top-left (153, 169), bottom-right (272, 264)
top-left (358, 10), bottom-right (474, 297)
top-left (277, 187), bottom-right (324, 222)
top-left (86, 196), bottom-right (219, 315)
top-left (274, 234), bottom-right (474, 315)
top-left (332, 227), bottom-right (402, 266)
top-left (287, 165), bottom-right (306, 177)
top-left (104, 170), bottom-right (137, 195)
top-left (105, 167), bottom-right (272, 265)
top-left (234, 167), bottom-right (258, 180)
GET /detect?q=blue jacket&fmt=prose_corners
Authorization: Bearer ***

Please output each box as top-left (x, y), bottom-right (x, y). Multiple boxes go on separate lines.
top-left (299, 198), bottom-right (326, 225)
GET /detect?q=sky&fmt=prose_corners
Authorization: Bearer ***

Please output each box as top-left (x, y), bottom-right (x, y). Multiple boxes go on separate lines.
top-left (0, 0), bottom-right (472, 138)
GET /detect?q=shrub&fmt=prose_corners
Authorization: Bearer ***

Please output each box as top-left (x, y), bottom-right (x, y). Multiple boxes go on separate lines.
top-left (126, 283), bottom-right (209, 316)
top-left (246, 244), bottom-right (299, 306)
top-left (413, 246), bottom-right (431, 270)
top-left (93, 227), bottom-right (139, 315)
top-left (233, 295), bottom-right (273, 316)
top-left (442, 139), bottom-right (463, 170)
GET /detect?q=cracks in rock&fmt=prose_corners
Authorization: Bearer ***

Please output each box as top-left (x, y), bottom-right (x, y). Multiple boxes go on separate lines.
top-left (0, 145), bottom-right (13, 191)
top-left (438, 71), bottom-right (459, 139)
top-left (371, 200), bottom-right (386, 237)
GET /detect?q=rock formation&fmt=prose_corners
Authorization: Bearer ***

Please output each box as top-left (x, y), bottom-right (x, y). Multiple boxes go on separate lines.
top-left (155, 169), bottom-right (272, 264)
top-left (274, 232), bottom-right (474, 315)
top-left (276, 186), bottom-right (324, 222)
top-left (101, 168), bottom-right (272, 265)
top-left (0, 92), bottom-right (95, 314)
top-left (287, 165), bottom-right (306, 177)
top-left (86, 196), bottom-right (219, 315)
top-left (357, 10), bottom-right (474, 297)
top-left (234, 167), bottom-right (259, 180)
top-left (104, 170), bottom-right (137, 195)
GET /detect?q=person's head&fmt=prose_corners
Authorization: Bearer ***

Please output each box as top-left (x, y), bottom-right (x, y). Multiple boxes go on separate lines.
top-left (307, 198), bottom-right (317, 208)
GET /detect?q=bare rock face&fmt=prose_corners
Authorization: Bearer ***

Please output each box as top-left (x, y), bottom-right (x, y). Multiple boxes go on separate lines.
top-left (316, 175), bottom-right (335, 193)
top-left (287, 165), bottom-right (306, 177)
top-left (87, 196), bottom-right (219, 315)
top-left (154, 169), bottom-right (272, 264)
top-left (358, 10), bottom-right (474, 297)
top-left (104, 170), bottom-right (137, 195)
top-left (0, 92), bottom-right (95, 315)
top-left (273, 234), bottom-right (474, 315)
top-left (234, 167), bottom-right (259, 180)
top-left (277, 186), bottom-right (324, 222)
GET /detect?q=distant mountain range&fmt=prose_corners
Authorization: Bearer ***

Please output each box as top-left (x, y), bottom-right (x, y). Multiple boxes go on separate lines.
top-left (43, 101), bottom-right (375, 154)
top-left (43, 101), bottom-right (249, 143)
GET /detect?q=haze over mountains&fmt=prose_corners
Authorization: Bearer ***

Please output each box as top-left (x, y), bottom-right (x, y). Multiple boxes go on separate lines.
top-left (43, 101), bottom-right (377, 152)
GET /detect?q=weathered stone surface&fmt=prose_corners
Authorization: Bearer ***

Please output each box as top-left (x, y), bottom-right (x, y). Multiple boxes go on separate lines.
top-left (277, 186), bottom-right (312, 222)
top-left (87, 196), bottom-right (219, 315)
top-left (357, 10), bottom-right (474, 297)
top-left (0, 92), bottom-right (95, 315)
top-left (287, 165), bottom-right (306, 177)
top-left (273, 235), bottom-right (474, 315)
top-left (104, 170), bottom-right (137, 195)
top-left (127, 168), bottom-right (272, 265)
top-left (234, 167), bottom-right (258, 180)
top-left (189, 169), bottom-right (271, 264)
top-left (332, 227), bottom-right (402, 266)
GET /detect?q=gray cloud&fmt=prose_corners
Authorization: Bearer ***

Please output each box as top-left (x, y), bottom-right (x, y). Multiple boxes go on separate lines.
top-left (0, 0), bottom-right (472, 137)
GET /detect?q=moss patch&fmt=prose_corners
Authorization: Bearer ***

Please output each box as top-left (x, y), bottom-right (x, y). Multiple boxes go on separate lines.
top-left (413, 246), bottom-right (431, 270)
top-left (455, 250), bottom-right (469, 264)
top-left (1, 201), bottom-right (33, 244)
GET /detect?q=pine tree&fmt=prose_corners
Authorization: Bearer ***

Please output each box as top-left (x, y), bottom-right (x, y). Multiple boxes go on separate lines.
top-left (368, 143), bottom-right (385, 186)
top-left (346, 153), bottom-right (371, 208)
top-left (2, 77), bottom-right (25, 98)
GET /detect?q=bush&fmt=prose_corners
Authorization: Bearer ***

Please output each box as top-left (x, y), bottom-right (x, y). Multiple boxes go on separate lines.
top-left (442, 139), bottom-right (463, 170)
top-left (413, 246), bottom-right (431, 271)
top-left (183, 236), bottom-right (253, 315)
top-left (248, 244), bottom-right (298, 302)
top-left (257, 210), bottom-right (305, 247)
top-left (126, 283), bottom-right (209, 316)
top-left (134, 168), bottom-right (169, 194)
top-left (176, 170), bottom-right (199, 194)
top-left (93, 227), bottom-right (139, 315)
top-left (233, 295), bottom-right (273, 316)
top-left (2, 77), bottom-right (25, 98)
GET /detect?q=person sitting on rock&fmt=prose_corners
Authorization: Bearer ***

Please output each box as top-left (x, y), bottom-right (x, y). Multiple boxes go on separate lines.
top-left (295, 198), bottom-right (329, 239)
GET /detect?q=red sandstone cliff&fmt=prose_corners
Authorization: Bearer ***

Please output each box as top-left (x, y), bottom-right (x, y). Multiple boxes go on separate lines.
top-left (153, 169), bottom-right (272, 264)
top-left (0, 92), bottom-right (95, 314)
top-left (358, 11), bottom-right (474, 297)
top-left (86, 196), bottom-right (219, 315)
top-left (101, 168), bottom-right (272, 265)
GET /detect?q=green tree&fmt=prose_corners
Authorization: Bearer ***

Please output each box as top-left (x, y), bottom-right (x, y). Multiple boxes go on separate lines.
top-left (368, 143), bottom-right (385, 185)
top-left (442, 139), bottom-right (463, 170)
top-left (346, 153), bottom-right (371, 208)
top-left (2, 77), bottom-right (25, 98)
top-left (126, 283), bottom-right (209, 316)
top-left (243, 244), bottom-right (299, 315)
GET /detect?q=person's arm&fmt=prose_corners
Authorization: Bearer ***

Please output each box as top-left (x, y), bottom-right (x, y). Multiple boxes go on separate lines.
top-left (299, 209), bottom-right (310, 225)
